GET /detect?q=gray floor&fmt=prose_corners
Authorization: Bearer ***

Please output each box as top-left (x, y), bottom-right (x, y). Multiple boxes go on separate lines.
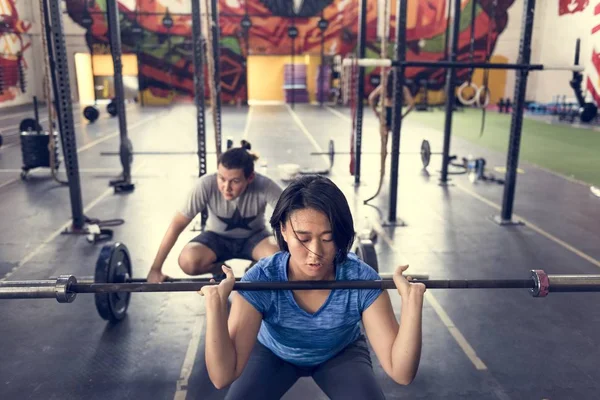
top-left (0, 102), bottom-right (599, 399)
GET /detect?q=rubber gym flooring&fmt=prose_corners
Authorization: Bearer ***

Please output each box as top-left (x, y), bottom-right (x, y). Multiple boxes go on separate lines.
top-left (1, 103), bottom-right (599, 399)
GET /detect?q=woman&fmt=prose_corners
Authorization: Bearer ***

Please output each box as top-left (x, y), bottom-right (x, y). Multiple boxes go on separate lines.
top-left (368, 71), bottom-right (416, 132)
top-left (199, 175), bottom-right (425, 399)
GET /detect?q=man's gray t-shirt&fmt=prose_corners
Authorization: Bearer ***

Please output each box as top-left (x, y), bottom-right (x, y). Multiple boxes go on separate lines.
top-left (180, 173), bottom-right (283, 239)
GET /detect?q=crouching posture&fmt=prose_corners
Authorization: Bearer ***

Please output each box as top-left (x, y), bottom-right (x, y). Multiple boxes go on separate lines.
top-left (199, 175), bottom-right (426, 399)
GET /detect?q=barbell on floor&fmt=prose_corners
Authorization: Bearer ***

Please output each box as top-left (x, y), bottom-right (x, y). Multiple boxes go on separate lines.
top-left (2, 243), bottom-right (600, 325)
top-left (99, 139), bottom-right (246, 157)
top-left (310, 139), bottom-right (441, 168)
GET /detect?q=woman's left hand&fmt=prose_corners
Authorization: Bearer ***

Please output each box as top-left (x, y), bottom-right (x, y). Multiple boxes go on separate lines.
top-left (393, 265), bottom-right (426, 299)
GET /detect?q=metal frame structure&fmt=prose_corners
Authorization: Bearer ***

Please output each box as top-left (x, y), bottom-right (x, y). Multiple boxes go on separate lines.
top-left (355, 0), bottom-right (544, 227)
top-left (48, 0), bottom-right (85, 230)
top-left (387, 0), bottom-right (408, 224)
top-left (353, 0), bottom-right (368, 186)
top-left (210, 0), bottom-right (222, 153)
top-left (497, 0), bottom-right (536, 225)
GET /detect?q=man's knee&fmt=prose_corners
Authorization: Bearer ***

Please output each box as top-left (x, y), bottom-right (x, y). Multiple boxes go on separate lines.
top-left (178, 244), bottom-right (216, 275)
top-left (252, 237), bottom-right (279, 260)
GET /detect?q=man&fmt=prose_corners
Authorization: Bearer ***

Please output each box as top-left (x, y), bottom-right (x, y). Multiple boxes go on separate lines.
top-left (147, 146), bottom-right (283, 283)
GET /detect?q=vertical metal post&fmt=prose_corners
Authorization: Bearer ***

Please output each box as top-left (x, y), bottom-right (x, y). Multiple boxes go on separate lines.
top-left (496, 0), bottom-right (535, 225)
top-left (440, 0), bottom-right (461, 184)
top-left (48, 0), bottom-right (85, 229)
top-left (42, 0), bottom-right (65, 150)
top-left (319, 12), bottom-right (325, 107)
top-left (191, 0), bottom-right (207, 178)
top-left (33, 96), bottom-right (40, 134)
top-left (210, 0), bottom-right (222, 152)
top-left (387, 0), bottom-right (407, 225)
top-left (106, 0), bottom-right (131, 187)
top-left (354, 0), bottom-right (368, 185)
top-left (291, 15), bottom-right (296, 109)
top-left (244, 1), bottom-right (250, 105)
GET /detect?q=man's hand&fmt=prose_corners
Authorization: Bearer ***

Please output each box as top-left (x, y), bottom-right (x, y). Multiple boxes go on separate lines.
top-left (147, 269), bottom-right (169, 283)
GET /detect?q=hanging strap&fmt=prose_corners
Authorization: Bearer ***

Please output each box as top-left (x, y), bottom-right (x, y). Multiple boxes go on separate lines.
top-left (364, 0), bottom-right (390, 204)
top-left (479, 0), bottom-right (497, 137)
top-left (203, 0), bottom-right (221, 159)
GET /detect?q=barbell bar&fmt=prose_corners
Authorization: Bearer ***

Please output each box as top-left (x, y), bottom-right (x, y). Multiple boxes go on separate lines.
top-left (311, 139), bottom-right (438, 168)
top-left (343, 58), bottom-right (585, 72)
top-left (46, 272), bottom-right (430, 284)
top-left (3, 270), bottom-right (600, 299)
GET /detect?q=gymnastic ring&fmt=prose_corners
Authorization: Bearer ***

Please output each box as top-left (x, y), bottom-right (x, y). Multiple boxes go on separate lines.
top-left (475, 85), bottom-right (490, 108)
top-left (457, 81), bottom-right (478, 106)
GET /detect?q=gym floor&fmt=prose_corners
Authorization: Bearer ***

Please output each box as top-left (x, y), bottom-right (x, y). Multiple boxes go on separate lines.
top-left (1, 103), bottom-right (599, 399)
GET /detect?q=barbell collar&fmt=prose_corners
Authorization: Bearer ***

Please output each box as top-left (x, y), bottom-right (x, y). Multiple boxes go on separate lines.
top-left (56, 275), bottom-right (78, 303)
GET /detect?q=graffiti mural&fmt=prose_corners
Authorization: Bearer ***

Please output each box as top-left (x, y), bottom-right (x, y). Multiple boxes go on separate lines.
top-left (559, 0), bottom-right (589, 16)
top-left (0, 0), bottom-right (32, 105)
top-left (64, 0), bottom-right (516, 103)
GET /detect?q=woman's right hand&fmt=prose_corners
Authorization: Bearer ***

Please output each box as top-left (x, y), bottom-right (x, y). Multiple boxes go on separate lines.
top-left (199, 265), bottom-right (236, 307)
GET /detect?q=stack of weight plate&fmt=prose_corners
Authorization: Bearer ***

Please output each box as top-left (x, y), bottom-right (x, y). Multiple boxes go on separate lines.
top-left (283, 64), bottom-right (309, 103)
top-left (315, 65), bottom-right (331, 103)
top-left (20, 130), bottom-right (59, 172)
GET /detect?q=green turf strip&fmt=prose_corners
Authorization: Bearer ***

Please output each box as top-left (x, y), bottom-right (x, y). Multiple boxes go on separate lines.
top-left (408, 108), bottom-right (600, 187)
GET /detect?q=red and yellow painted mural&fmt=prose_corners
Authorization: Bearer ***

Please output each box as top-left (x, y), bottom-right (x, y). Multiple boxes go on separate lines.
top-left (62, 0), bottom-right (516, 103)
top-left (0, 0), bottom-right (32, 104)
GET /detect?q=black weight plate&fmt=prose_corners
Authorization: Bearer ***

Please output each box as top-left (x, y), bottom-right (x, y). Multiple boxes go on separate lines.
top-left (95, 242), bottom-right (132, 323)
top-left (328, 139), bottom-right (335, 167)
top-left (83, 106), bottom-right (99, 122)
top-left (420, 139), bottom-right (431, 168)
top-left (19, 118), bottom-right (42, 132)
top-left (354, 239), bottom-right (378, 272)
top-left (580, 102), bottom-right (598, 123)
top-left (107, 101), bottom-right (118, 116)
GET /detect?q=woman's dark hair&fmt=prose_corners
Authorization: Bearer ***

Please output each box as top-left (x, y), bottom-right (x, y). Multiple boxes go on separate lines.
top-left (218, 145), bottom-right (258, 178)
top-left (270, 175), bottom-right (355, 264)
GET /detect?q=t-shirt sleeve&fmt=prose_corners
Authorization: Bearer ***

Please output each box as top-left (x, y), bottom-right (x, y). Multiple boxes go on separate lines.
top-left (179, 175), bottom-right (211, 219)
top-left (237, 262), bottom-right (273, 315)
top-left (263, 177), bottom-right (283, 209)
top-left (357, 261), bottom-right (384, 313)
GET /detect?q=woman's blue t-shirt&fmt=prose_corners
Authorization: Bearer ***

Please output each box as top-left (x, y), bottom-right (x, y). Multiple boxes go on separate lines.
top-left (238, 251), bottom-right (383, 366)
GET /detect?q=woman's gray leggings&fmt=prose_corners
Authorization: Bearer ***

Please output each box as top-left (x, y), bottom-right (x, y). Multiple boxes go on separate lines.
top-left (225, 336), bottom-right (386, 400)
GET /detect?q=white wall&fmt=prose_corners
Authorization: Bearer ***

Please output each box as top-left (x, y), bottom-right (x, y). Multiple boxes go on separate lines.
top-left (0, 0), bottom-right (90, 109)
top-left (528, 1), bottom-right (594, 104)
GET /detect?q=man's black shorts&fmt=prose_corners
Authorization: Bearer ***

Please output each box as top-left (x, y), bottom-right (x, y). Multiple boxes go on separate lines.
top-left (189, 230), bottom-right (272, 262)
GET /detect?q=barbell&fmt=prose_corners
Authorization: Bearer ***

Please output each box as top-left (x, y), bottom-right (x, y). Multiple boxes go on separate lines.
top-left (310, 139), bottom-right (440, 168)
top-left (0, 239), bottom-right (383, 323)
top-left (2, 243), bottom-right (600, 326)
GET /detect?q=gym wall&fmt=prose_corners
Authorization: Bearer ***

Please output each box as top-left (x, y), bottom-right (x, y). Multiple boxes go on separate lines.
top-left (2, 0), bottom-right (532, 109)
top-left (0, 0), bottom-right (35, 108)
top-left (528, 1), bottom-right (599, 105)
